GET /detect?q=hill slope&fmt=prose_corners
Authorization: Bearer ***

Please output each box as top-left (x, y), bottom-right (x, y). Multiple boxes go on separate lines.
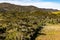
top-left (0, 3), bottom-right (60, 40)
top-left (0, 3), bottom-right (58, 12)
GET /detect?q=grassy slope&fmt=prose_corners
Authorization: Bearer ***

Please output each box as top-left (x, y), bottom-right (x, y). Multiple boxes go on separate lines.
top-left (52, 11), bottom-right (60, 14)
top-left (36, 24), bottom-right (60, 40)
top-left (0, 3), bottom-right (60, 40)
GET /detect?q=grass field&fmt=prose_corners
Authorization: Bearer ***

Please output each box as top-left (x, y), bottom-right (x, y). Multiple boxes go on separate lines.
top-left (52, 11), bottom-right (60, 14)
top-left (36, 24), bottom-right (60, 40)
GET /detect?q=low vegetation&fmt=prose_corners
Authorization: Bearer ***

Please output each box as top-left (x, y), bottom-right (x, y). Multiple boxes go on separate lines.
top-left (0, 3), bottom-right (60, 40)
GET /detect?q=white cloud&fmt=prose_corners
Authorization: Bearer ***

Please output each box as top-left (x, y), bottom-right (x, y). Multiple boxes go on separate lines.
top-left (0, 1), bottom-right (60, 10)
top-left (13, 2), bottom-right (60, 10)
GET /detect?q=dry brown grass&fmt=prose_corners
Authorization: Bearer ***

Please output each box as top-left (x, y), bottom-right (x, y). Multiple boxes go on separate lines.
top-left (36, 24), bottom-right (60, 40)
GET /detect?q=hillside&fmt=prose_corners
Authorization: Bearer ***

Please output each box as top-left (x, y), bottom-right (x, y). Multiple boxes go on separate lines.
top-left (0, 3), bottom-right (58, 12)
top-left (0, 3), bottom-right (60, 40)
top-left (36, 24), bottom-right (60, 40)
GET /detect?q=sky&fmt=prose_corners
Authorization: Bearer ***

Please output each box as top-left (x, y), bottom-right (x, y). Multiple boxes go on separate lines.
top-left (0, 0), bottom-right (60, 10)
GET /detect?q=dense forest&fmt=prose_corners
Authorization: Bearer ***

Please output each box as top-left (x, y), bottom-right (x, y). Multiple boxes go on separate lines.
top-left (0, 3), bottom-right (60, 40)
